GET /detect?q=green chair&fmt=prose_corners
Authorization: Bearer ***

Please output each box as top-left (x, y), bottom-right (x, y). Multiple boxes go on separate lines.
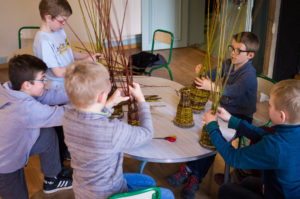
top-left (108, 186), bottom-right (161, 199)
top-left (144, 29), bottom-right (174, 81)
top-left (238, 74), bottom-right (277, 148)
top-left (18, 26), bottom-right (40, 49)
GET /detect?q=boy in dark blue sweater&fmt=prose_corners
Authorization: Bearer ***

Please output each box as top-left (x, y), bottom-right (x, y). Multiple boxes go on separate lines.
top-left (202, 79), bottom-right (300, 199)
top-left (168, 32), bottom-right (260, 199)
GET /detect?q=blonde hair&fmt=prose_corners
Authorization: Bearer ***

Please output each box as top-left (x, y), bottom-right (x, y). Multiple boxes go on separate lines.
top-left (65, 61), bottom-right (111, 108)
top-left (270, 79), bottom-right (300, 124)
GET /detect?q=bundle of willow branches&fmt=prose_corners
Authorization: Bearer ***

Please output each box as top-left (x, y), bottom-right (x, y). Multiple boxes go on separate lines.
top-left (69, 0), bottom-right (139, 124)
top-left (199, 0), bottom-right (249, 149)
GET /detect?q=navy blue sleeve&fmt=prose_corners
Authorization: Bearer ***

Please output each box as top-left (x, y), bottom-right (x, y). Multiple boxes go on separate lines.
top-left (228, 116), bottom-right (268, 141)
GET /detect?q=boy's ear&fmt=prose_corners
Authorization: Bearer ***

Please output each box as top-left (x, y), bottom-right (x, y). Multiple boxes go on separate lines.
top-left (21, 81), bottom-right (32, 91)
top-left (44, 14), bottom-right (53, 22)
top-left (96, 91), bottom-right (108, 104)
top-left (279, 110), bottom-right (288, 123)
top-left (247, 52), bottom-right (255, 59)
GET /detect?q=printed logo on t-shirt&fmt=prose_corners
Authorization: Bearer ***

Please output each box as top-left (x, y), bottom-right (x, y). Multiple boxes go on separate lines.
top-left (56, 38), bottom-right (71, 55)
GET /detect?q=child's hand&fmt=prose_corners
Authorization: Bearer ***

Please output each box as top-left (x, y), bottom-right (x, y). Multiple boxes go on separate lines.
top-left (217, 107), bottom-right (231, 122)
top-left (129, 82), bottom-right (145, 103)
top-left (195, 64), bottom-right (202, 74)
top-left (85, 53), bottom-right (104, 62)
top-left (105, 88), bottom-right (129, 109)
top-left (201, 110), bottom-right (218, 124)
top-left (194, 77), bottom-right (212, 91)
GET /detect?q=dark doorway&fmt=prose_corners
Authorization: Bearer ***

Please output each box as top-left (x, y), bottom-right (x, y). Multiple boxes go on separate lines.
top-left (273, 1), bottom-right (300, 81)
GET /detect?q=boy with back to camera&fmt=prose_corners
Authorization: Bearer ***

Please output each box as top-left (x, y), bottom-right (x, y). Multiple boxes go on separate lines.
top-left (63, 61), bottom-right (174, 199)
top-left (0, 55), bottom-right (72, 199)
top-left (168, 32), bottom-right (260, 199)
top-left (202, 79), bottom-right (300, 199)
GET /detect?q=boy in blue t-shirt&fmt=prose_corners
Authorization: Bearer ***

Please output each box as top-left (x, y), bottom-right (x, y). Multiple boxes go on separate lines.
top-left (34, 0), bottom-right (100, 89)
top-left (168, 32), bottom-right (260, 199)
top-left (202, 79), bottom-right (300, 199)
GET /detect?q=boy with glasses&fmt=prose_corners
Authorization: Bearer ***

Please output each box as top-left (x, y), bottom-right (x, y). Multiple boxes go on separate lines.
top-left (34, 0), bottom-right (101, 164)
top-left (34, 0), bottom-right (100, 89)
top-left (0, 55), bottom-right (72, 199)
top-left (167, 32), bottom-right (260, 199)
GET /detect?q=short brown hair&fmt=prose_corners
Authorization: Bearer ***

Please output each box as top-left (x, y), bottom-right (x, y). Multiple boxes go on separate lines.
top-left (233, 32), bottom-right (260, 52)
top-left (9, 54), bottom-right (47, 90)
top-left (270, 79), bottom-right (300, 124)
top-left (39, 0), bottom-right (72, 20)
top-left (65, 61), bottom-right (111, 108)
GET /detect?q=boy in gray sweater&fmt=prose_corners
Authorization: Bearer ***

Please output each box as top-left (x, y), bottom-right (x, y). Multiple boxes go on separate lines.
top-left (63, 61), bottom-right (162, 198)
top-left (0, 55), bottom-right (72, 199)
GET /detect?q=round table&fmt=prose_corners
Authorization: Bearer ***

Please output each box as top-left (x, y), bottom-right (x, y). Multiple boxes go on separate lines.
top-left (124, 76), bottom-right (236, 167)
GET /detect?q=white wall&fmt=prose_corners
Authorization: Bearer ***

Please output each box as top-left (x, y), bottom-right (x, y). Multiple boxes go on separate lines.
top-left (0, 0), bottom-right (141, 57)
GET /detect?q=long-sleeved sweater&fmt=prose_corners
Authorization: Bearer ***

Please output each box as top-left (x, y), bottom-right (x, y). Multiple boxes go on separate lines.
top-left (0, 82), bottom-right (69, 173)
top-left (62, 102), bottom-right (154, 199)
top-left (211, 59), bottom-right (257, 118)
top-left (206, 117), bottom-right (300, 199)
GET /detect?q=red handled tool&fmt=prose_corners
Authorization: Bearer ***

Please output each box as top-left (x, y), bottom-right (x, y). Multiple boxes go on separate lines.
top-left (153, 135), bottom-right (177, 142)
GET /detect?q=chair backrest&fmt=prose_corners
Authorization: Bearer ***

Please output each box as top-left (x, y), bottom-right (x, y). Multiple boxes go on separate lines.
top-left (18, 26), bottom-right (40, 49)
top-left (257, 74), bottom-right (277, 102)
top-left (108, 187), bottom-right (161, 199)
top-left (151, 29), bottom-right (174, 64)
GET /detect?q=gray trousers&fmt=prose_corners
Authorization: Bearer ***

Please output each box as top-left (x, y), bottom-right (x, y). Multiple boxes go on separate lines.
top-left (0, 128), bottom-right (61, 199)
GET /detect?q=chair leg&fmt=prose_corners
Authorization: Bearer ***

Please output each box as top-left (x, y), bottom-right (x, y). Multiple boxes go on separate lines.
top-left (166, 66), bottom-right (173, 81)
top-left (224, 163), bottom-right (230, 183)
top-left (242, 136), bottom-right (247, 147)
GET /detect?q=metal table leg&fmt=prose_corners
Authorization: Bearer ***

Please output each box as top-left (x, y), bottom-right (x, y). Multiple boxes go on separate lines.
top-left (139, 161), bottom-right (148, 173)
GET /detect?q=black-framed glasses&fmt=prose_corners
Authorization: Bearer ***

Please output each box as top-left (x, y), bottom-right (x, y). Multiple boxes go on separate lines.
top-left (228, 45), bottom-right (253, 55)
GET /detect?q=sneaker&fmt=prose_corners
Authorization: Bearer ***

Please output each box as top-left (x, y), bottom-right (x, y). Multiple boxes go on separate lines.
top-left (43, 176), bottom-right (72, 194)
top-left (181, 175), bottom-right (199, 199)
top-left (167, 164), bottom-right (190, 187)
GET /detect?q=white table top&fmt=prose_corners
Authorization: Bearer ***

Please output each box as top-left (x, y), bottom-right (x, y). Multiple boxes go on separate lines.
top-left (124, 76), bottom-right (236, 163)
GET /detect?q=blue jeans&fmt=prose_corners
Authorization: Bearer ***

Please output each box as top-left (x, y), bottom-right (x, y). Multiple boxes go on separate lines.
top-left (124, 173), bottom-right (174, 199)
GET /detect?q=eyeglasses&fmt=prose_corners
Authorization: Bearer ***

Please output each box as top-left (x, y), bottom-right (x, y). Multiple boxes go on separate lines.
top-left (55, 17), bottom-right (67, 25)
top-left (31, 78), bottom-right (48, 83)
top-left (228, 45), bottom-right (253, 55)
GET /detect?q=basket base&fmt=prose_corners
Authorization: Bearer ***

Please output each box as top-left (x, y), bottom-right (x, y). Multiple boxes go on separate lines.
top-left (199, 141), bottom-right (216, 150)
top-left (110, 112), bottom-right (124, 119)
top-left (173, 120), bottom-right (194, 128)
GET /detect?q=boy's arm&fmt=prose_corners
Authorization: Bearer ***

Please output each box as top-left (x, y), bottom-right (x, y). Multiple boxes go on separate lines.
top-left (37, 87), bottom-right (69, 105)
top-left (112, 102), bottom-right (154, 151)
top-left (229, 116), bottom-right (270, 139)
top-left (23, 100), bottom-right (67, 128)
top-left (206, 122), bottom-right (280, 170)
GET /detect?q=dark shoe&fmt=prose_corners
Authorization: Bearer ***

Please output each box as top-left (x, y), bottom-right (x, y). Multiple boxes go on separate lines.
top-left (43, 176), bottom-right (72, 194)
top-left (214, 173), bottom-right (225, 185)
top-left (181, 175), bottom-right (199, 199)
top-left (167, 164), bottom-right (189, 187)
top-left (64, 150), bottom-right (71, 160)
